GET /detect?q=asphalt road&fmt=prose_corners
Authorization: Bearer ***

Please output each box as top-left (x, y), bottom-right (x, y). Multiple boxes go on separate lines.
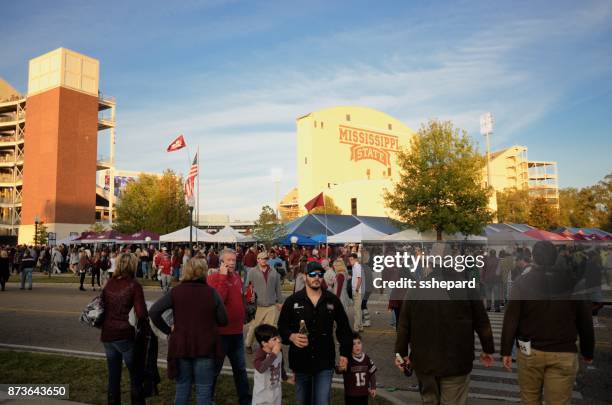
top-left (1, 282), bottom-right (611, 404)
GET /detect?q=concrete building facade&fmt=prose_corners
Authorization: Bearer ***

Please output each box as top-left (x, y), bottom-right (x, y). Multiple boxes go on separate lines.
top-left (484, 145), bottom-right (559, 208)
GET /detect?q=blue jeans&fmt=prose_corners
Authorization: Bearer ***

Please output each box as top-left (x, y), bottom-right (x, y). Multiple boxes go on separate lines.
top-left (175, 357), bottom-right (215, 405)
top-left (295, 369), bottom-right (334, 405)
top-left (213, 334), bottom-right (251, 405)
top-left (20, 268), bottom-right (33, 289)
top-left (104, 339), bottom-right (142, 404)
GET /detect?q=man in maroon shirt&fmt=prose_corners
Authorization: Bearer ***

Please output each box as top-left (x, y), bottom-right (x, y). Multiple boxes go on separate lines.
top-left (242, 246), bottom-right (258, 277)
top-left (207, 248), bottom-right (251, 405)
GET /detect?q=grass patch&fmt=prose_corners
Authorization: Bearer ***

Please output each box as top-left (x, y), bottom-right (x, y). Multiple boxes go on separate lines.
top-left (0, 351), bottom-right (391, 405)
top-left (7, 273), bottom-right (296, 291)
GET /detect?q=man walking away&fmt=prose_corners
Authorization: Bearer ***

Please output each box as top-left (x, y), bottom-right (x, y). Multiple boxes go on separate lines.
top-left (395, 266), bottom-right (495, 405)
top-left (501, 241), bottom-right (594, 405)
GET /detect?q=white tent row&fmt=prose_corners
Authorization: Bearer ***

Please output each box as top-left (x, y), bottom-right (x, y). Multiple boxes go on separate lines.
top-left (383, 229), bottom-right (487, 242)
top-left (160, 226), bottom-right (216, 243)
top-left (327, 223), bottom-right (388, 244)
top-left (210, 226), bottom-right (255, 243)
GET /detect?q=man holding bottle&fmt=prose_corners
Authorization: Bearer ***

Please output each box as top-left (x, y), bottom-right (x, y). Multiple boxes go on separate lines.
top-left (278, 261), bottom-right (353, 405)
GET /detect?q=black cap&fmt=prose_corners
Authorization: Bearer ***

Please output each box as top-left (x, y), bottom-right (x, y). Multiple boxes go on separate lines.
top-left (306, 261), bottom-right (324, 273)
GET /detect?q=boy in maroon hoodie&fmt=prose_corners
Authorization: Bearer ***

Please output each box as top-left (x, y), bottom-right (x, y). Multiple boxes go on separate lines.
top-left (207, 248), bottom-right (251, 405)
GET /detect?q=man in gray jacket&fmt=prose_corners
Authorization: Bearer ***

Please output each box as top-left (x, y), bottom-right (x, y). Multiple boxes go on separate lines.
top-left (244, 251), bottom-right (283, 354)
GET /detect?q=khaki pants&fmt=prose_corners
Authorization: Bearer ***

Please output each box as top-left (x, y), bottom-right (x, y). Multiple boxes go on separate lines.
top-left (415, 372), bottom-right (470, 405)
top-left (353, 291), bottom-right (362, 331)
top-left (245, 305), bottom-right (279, 348)
top-left (517, 349), bottom-right (578, 405)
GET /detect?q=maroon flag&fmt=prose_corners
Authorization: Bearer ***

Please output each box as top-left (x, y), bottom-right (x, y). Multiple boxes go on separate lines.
top-left (167, 135), bottom-right (187, 152)
top-left (184, 153), bottom-right (198, 205)
top-left (304, 192), bottom-right (325, 212)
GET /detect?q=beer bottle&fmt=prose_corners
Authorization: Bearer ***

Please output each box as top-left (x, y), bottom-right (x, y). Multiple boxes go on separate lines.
top-left (299, 319), bottom-right (308, 336)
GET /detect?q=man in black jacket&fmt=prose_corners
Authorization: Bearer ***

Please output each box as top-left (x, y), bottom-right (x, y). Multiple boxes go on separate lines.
top-left (501, 241), bottom-right (594, 405)
top-left (278, 261), bottom-right (353, 405)
top-left (395, 266), bottom-right (495, 405)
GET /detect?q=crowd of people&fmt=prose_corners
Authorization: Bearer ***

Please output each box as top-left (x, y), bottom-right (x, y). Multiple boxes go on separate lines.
top-left (2, 240), bottom-right (610, 405)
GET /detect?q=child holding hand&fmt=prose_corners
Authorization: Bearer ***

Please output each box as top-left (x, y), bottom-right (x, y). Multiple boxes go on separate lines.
top-left (336, 332), bottom-right (377, 404)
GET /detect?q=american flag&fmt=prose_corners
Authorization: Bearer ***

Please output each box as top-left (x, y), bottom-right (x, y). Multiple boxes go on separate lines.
top-left (184, 153), bottom-right (198, 205)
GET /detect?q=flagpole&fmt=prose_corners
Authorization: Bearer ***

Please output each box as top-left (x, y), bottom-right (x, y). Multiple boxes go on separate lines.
top-left (185, 144), bottom-right (193, 247)
top-left (324, 193), bottom-right (328, 259)
top-left (194, 145), bottom-right (199, 246)
top-left (196, 144), bottom-right (200, 232)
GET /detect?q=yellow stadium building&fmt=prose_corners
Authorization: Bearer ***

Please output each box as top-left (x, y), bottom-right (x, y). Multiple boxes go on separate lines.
top-left (280, 106), bottom-right (559, 223)
top-left (290, 106), bottom-right (415, 218)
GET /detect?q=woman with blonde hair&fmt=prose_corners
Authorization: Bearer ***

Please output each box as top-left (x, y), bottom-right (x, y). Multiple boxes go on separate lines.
top-left (333, 258), bottom-right (352, 311)
top-left (100, 253), bottom-right (147, 404)
top-left (150, 258), bottom-right (228, 405)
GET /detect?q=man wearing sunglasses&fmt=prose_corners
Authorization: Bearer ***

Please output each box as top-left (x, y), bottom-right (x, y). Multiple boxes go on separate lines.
top-left (278, 261), bottom-right (353, 405)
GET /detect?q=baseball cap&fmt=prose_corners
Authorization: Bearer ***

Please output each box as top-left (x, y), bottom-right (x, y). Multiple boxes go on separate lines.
top-left (306, 261), bottom-right (324, 273)
top-left (161, 247), bottom-right (167, 251)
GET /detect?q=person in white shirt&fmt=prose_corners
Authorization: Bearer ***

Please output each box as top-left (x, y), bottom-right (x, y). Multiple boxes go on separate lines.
top-left (349, 253), bottom-right (363, 332)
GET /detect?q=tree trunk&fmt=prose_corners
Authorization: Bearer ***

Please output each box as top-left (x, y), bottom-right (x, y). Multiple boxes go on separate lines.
top-left (436, 228), bottom-right (442, 241)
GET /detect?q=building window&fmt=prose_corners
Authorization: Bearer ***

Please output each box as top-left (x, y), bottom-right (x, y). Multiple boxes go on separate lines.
top-left (346, 114), bottom-right (351, 121)
top-left (366, 169), bottom-right (371, 179)
top-left (314, 121), bottom-right (317, 128)
top-left (304, 157), bottom-right (308, 164)
top-left (320, 121), bottom-right (324, 129)
top-left (388, 167), bottom-right (391, 176)
top-left (388, 123), bottom-right (392, 130)
top-left (351, 198), bottom-right (357, 215)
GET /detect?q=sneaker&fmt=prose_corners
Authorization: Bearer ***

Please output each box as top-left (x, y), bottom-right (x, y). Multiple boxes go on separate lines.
top-left (27, 288), bottom-right (32, 290)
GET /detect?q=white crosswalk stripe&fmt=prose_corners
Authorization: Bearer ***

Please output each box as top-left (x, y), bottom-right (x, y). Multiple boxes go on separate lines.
top-left (466, 311), bottom-right (583, 401)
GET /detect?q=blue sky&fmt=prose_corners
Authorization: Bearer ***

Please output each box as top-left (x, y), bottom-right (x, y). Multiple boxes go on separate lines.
top-left (2, 0), bottom-right (611, 220)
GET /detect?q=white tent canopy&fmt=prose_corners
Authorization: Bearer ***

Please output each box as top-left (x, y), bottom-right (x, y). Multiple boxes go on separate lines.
top-left (56, 234), bottom-right (80, 245)
top-left (160, 226), bottom-right (216, 243)
top-left (210, 226), bottom-right (254, 243)
top-left (383, 229), bottom-right (426, 241)
top-left (384, 229), bottom-right (486, 242)
top-left (327, 223), bottom-right (388, 244)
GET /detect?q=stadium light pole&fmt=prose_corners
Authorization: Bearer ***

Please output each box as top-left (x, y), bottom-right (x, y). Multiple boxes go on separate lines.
top-left (270, 168), bottom-right (283, 219)
top-left (480, 113), bottom-right (494, 188)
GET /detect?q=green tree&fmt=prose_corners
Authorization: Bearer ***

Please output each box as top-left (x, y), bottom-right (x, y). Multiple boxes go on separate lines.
top-left (113, 171), bottom-right (190, 234)
top-left (496, 189), bottom-right (530, 223)
top-left (310, 195), bottom-right (343, 215)
top-left (34, 222), bottom-right (48, 245)
top-left (384, 119), bottom-right (493, 240)
top-left (253, 205), bottom-right (284, 247)
top-left (528, 197), bottom-right (559, 230)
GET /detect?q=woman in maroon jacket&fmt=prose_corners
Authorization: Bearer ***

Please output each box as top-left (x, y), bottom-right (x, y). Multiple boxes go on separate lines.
top-left (101, 253), bottom-right (148, 405)
top-left (150, 258), bottom-right (228, 405)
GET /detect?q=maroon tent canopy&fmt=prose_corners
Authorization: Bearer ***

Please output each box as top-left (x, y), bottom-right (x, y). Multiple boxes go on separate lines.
top-left (524, 229), bottom-right (572, 241)
top-left (127, 230), bottom-right (160, 244)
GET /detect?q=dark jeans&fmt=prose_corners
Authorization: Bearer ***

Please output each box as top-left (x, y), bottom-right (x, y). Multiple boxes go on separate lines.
top-left (485, 282), bottom-right (501, 311)
top-left (104, 339), bottom-right (143, 405)
top-left (92, 270), bottom-right (101, 287)
top-left (79, 272), bottom-right (86, 288)
top-left (295, 369), bottom-right (333, 405)
top-left (175, 357), bottom-right (215, 405)
top-left (213, 334), bottom-right (251, 405)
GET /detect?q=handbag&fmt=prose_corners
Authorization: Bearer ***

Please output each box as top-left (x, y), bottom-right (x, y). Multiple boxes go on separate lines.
top-left (79, 295), bottom-right (105, 328)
